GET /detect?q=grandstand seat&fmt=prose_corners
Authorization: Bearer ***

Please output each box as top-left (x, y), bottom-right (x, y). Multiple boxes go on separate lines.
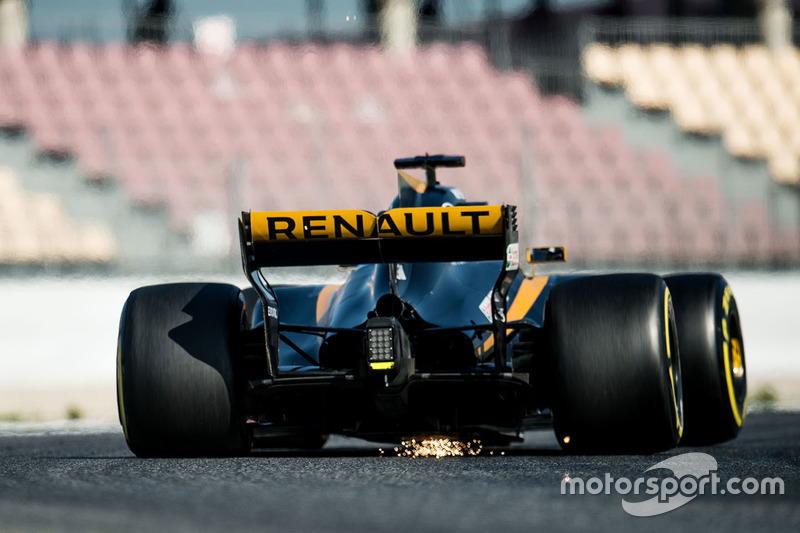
top-left (2, 39), bottom-right (789, 265)
top-left (581, 42), bottom-right (620, 86)
top-left (0, 167), bottom-right (116, 264)
top-left (594, 41), bottom-right (800, 197)
top-left (620, 45), bottom-right (671, 112)
top-left (724, 123), bottom-right (761, 159)
top-left (768, 149), bottom-right (800, 186)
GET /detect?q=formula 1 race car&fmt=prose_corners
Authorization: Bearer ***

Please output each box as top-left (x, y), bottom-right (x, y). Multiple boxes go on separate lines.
top-left (116, 155), bottom-right (747, 456)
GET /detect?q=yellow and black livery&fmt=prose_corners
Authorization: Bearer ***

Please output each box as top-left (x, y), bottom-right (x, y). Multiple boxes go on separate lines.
top-left (116, 154), bottom-right (747, 456)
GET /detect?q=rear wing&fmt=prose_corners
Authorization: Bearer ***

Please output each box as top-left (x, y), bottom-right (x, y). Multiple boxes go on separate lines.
top-left (239, 205), bottom-right (520, 378)
top-left (239, 205), bottom-right (518, 267)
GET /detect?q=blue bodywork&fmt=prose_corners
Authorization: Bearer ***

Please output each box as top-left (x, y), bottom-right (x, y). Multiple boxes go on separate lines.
top-left (261, 181), bottom-right (562, 369)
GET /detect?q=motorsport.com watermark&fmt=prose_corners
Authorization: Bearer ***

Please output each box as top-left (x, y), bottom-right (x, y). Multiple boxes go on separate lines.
top-left (561, 453), bottom-right (784, 516)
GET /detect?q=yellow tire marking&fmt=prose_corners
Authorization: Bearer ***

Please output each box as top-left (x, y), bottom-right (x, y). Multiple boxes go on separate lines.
top-left (664, 287), bottom-right (671, 361)
top-left (721, 285), bottom-right (744, 428)
top-left (723, 337), bottom-right (744, 427)
top-left (116, 331), bottom-right (129, 441)
top-left (723, 285), bottom-right (732, 315)
top-left (731, 338), bottom-right (744, 378)
top-left (665, 286), bottom-right (683, 437)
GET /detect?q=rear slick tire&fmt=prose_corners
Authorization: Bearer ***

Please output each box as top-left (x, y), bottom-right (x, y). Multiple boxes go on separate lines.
top-left (547, 274), bottom-right (684, 454)
top-left (665, 274), bottom-right (747, 446)
top-left (117, 283), bottom-right (247, 457)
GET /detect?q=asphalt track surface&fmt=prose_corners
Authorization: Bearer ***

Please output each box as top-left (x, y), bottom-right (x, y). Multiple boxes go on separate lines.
top-left (0, 412), bottom-right (798, 533)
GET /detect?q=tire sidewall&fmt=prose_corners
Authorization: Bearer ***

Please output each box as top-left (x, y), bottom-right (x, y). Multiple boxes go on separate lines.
top-left (117, 283), bottom-right (246, 457)
top-left (666, 274), bottom-right (747, 445)
top-left (548, 274), bottom-right (682, 453)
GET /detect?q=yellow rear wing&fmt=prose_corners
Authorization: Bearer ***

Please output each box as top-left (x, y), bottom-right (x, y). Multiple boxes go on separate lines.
top-left (240, 205), bottom-right (518, 267)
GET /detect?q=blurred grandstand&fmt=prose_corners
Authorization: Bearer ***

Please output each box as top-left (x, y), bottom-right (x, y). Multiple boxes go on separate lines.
top-left (0, 0), bottom-right (798, 274)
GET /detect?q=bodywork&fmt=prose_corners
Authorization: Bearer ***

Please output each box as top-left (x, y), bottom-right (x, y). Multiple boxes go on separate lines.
top-left (238, 156), bottom-right (567, 444)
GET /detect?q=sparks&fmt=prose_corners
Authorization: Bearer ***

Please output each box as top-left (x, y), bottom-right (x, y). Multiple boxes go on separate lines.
top-left (394, 437), bottom-right (483, 458)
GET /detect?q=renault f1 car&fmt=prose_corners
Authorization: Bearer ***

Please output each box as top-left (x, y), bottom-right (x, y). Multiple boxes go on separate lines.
top-left (116, 155), bottom-right (747, 456)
